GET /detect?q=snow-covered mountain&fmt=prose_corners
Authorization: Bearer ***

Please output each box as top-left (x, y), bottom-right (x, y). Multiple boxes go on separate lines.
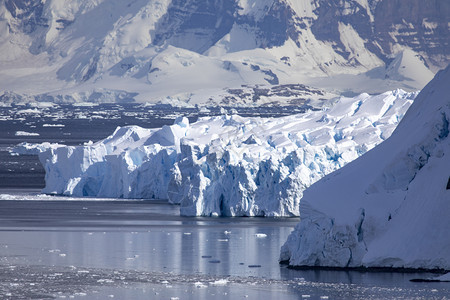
top-left (14, 90), bottom-right (417, 216)
top-left (280, 65), bottom-right (450, 270)
top-left (1, 0), bottom-right (448, 105)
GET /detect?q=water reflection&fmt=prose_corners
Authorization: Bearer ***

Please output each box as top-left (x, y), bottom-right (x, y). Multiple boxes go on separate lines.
top-left (0, 200), bottom-right (297, 280)
top-left (279, 261), bottom-right (450, 299)
top-left (1, 200), bottom-right (449, 299)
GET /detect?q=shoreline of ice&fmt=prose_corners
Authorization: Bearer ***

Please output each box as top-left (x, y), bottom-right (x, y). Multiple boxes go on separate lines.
top-left (280, 260), bottom-right (449, 273)
top-left (12, 90), bottom-right (417, 217)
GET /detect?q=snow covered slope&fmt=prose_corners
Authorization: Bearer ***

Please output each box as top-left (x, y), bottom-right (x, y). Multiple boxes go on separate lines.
top-left (0, 0), bottom-right (447, 105)
top-left (28, 90), bottom-right (417, 216)
top-left (280, 66), bottom-right (450, 270)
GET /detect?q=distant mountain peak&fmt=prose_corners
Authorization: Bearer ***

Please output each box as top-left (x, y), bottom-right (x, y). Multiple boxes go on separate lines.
top-left (0, 0), bottom-right (448, 104)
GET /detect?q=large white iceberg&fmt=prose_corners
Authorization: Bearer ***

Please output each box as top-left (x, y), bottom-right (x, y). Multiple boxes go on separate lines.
top-left (280, 66), bottom-right (450, 270)
top-left (33, 90), bottom-right (416, 216)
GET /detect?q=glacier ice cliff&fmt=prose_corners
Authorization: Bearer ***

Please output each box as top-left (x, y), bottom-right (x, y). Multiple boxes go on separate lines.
top-left (28, 91), bottom-right (417, 217)
top-left (280, 66), bottom-right (450, 270)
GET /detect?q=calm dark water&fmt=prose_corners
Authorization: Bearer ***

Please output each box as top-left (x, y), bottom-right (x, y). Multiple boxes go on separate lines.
top-left (0, 104), bottom-right (448, 299)
top-left (0, 198), bottom-right (448, 299)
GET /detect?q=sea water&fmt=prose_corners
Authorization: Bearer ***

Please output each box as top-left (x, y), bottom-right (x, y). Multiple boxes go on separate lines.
top-left (0, 199), bottom-right (448, 299)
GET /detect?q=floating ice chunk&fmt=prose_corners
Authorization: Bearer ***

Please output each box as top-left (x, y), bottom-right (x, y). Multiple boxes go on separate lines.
top-left (210, 279), bottom-right (228, 286)
top-left (16, 108), bottom-right (41, 114)
top-left (194, 281), bottom-right (207, 288)
top-left (97, 279), bottom-right (115, 283)
top-left (72, 102), bottom-right (98, 107)
top-left (15, 131), bottom-right (39, 136)
top-left (255, 233), bottom-right (267, 238)
top-left (11, 142), bottom-right (63, 155)
top-left (42, 124), bottom-right (65, 127)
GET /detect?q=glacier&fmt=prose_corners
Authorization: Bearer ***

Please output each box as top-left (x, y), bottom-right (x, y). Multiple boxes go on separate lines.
top-left (280, 66), bottom-right (450, 270)
top-left (23, 90), bottom-right (417, 217)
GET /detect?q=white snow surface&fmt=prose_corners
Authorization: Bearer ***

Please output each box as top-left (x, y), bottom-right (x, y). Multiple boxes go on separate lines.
top-left (28, 90), bottom-right (416, 217)
top-left (280, 66), bottom-right (450, 270)
top-left (15, 131), bottom-right (40, 137)
top-left (11, 142), bottom-right (64, 155)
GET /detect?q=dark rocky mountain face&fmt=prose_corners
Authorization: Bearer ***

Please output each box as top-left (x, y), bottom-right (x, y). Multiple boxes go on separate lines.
top-left (151, 0), bottom-right (235, 53)
top-left (236, 1), bottom-right (301, 49)
top-left (3, 0), bottom-right (448, 70)
top-left (372, 0), bottom-right (449, 70)
top-left (152, 0), bottom-right (301, 53)
top-left (4, 0), bottom-right (48, 54)
top-left (152, 0), bottom-right (238, 53)
top-left (152, 0), bottom-right (449, 69)
top-left (5, 0), bottom-right (46, 34)
top-left (310, 0), bottom-right (373, 60)
top-left (310, 0), bottom-right (449, 70)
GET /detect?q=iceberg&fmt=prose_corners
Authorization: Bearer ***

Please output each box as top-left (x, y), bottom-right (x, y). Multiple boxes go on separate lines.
top-left (280, 66), bottom-right (450, 270)
top-left (15, 131), bottom-right (40, 136)
top-left (11, 142), bottom-right (64, 155)
top-left (30, 91), bottom-right (417, 216)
